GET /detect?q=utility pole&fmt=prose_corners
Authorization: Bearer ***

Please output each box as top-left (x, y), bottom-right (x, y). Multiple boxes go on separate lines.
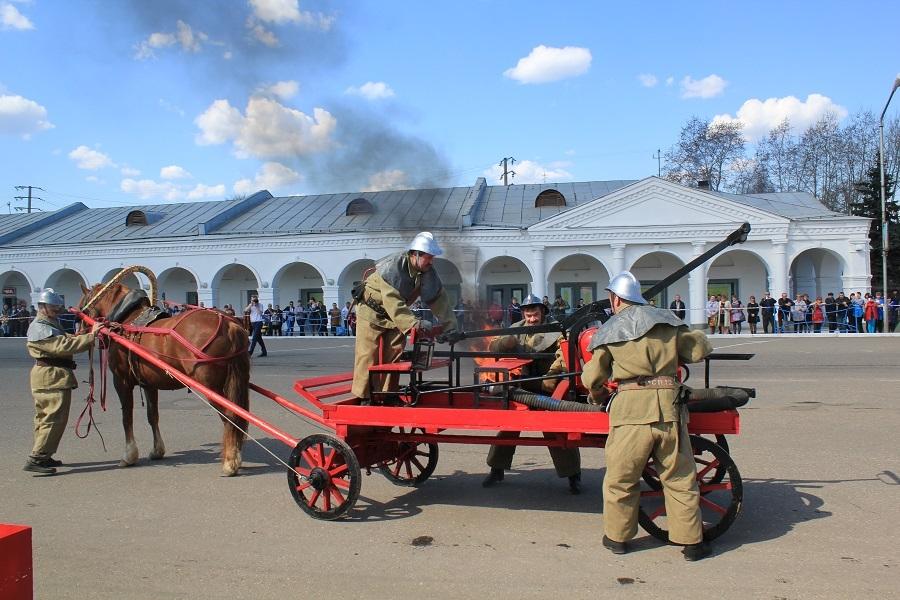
top-left (652, 149), bottom-right (662, 177)
top-left (14, 185), bottom-right (44, 213)
top-left (499, 157), bottom-right (516, 186)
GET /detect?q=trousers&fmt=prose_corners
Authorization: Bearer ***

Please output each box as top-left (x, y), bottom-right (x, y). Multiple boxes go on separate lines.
top-left (31, 389), bottom-right (72, 459)
top-left (487, 431), bottom-right (580, 478)
top-left (351, 318), bottom-right (406, 399)
top-left (603, 420), bottom-right (702, 545)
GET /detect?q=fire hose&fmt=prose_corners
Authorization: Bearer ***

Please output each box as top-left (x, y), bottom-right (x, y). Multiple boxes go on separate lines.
top-left (509, 385), bottom-right (754, 413)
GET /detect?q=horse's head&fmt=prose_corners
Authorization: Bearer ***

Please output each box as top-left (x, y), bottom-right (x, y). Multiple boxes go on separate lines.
top-left (78, 282), bottom-right (131, 321)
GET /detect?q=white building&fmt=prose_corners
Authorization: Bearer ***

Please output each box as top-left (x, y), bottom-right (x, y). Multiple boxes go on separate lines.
top-left (0, 176), bottom-right (871, 327)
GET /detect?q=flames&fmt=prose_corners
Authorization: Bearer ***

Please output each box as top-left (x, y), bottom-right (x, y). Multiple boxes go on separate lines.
top-left (472, 323), bottom-right (525, 383)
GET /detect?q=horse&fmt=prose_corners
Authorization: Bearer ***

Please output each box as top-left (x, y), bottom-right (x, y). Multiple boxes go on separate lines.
top-left (78, 281), bottom-right (251, 476)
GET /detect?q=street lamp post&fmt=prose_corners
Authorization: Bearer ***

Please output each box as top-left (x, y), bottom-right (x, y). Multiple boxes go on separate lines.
top-left (878, 74), bottom-right (900, 332)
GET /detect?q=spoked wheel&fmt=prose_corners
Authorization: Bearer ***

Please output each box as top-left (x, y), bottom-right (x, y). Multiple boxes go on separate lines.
top-left (638, 435), bottom-right (742, 542)
top-left (288, 434), bottom-right (361, 520)
top-left (642, 434), bottom-right (730, 490)
top-left (378, 427), bottom-right (439, 486)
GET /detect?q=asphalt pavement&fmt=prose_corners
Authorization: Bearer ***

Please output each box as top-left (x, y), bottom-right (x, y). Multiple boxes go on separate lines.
top-left (1, 333), bottom-right (898, 599)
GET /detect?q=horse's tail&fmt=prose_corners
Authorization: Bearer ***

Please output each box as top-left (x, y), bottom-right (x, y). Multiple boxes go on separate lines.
top-left (224, 348), bottom-right (250, 444)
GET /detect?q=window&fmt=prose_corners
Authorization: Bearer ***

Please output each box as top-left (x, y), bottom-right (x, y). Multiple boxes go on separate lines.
top-left (126, 210), bottom-right (147, 226)
top-left (346, 198), bottom-right (374, 216)
top-left (535, 189), bottom-right (566, 208)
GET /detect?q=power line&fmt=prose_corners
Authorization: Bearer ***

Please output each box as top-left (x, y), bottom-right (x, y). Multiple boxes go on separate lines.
top-left (499, 157), bottom-right (516, 186)
top-left (13, 185), bottom-right (45, 213)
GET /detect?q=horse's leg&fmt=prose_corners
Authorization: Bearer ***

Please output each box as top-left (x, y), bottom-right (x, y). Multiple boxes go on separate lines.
top-left (144, 387), bottom-right (166, 460)
top-left (114, 378), bottom-right (139, 467)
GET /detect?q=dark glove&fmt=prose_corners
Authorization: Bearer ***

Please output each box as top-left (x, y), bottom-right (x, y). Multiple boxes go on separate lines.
top-left (436, 330), bottom-right (465, 345)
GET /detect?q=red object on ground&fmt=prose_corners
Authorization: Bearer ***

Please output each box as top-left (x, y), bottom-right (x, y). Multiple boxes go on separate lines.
top-left (0, 524), bottom-right (32, 600)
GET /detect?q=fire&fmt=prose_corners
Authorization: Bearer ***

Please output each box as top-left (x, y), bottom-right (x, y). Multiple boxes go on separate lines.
top-left (472, 322), bottom-right (526, 383)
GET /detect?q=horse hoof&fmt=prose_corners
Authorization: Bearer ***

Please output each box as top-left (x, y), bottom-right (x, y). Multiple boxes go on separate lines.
top-left (118, 459), bottom-right (136, 467)
top-left (221, 457), bottom-right (241, 477)
top-left (149, 452), bottom-right (165, 460)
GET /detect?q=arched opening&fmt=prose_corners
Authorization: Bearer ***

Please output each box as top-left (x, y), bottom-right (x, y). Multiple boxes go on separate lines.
top-left (102, 268), bottom-right (142, 291)
top-left (433, 258), bottom-right (463, 307)
top-left (158, 267), bottom-right (199, 307)
top-left (535, 189), bottom-right (566, 208)
top-left (478, 256), bottom-right (533, 320)
top-left (0, 270), bottom-right (33, 314)
top-left (547, 253), bottom-right (610, 314)
top-left (212, 264), bottom-right (260, 311)
top-left (345, 198), bottom-right (374, 216)
top-left (707, 250), bottom-right (770, 303)
top-left (44, 268), bottom-right (89, 309)
top-left (790, 248), bottom-right (845, 299)
top-left (338, 259), bottom-right (377, 305)
top-left (126, 210), bottom-right (147, 226)
top-left (630, 251), bottom-right (687, 308)
top-left (273, 262), bottom-right (325, 306)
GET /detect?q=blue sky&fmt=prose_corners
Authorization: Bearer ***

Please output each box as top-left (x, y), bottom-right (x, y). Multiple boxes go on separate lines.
top-left (1, 0), bottom-right (898, 210)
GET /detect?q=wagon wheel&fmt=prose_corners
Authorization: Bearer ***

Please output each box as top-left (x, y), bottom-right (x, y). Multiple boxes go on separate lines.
top-left (642, 434), bottom-right (730, 490)
top-left (378, 427), bottom-right (439, 486)
top-left (287, 434), bottom-right (361, 520)
top-left (637, 435), bottom-right (742, 543)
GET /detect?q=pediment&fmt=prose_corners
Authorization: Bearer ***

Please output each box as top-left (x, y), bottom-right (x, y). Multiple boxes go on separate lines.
top-left (530, 178), bottom-right (787, 231)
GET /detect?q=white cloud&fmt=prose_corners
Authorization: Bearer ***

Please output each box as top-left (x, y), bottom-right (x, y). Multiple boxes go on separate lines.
top-left (638, 73), bottom-right (658, 88)
top-left (1, 3), bottom-right (33, 30)
top-left (483, 159), bottom-right (572, 185)
top-left (233, 161), bottom-right (302, 195)
top-left (195, 96), bottom-right (336, 159)
top-left (68, 145), bottom-right (115, 170)
top-left (120, 166), bottom-right (141, 177)
top-left (364, 169), bottom-right (408, 192)
top-left (134, 20), bottom-right (208, 59)
top-left (158, 98), bottom-right (185, 117)
top-left (186, 183), bottom-right (225, 199)
top-left (503, 45), bottom-right (592, 84)
top-left (680, 74), bottom-right (727, 99)
top-left (0, 94), bottom-right (53, 138)
top-left (85, 175), bottom-right (104, 184)
top-left (345, 81), bottom-right (395, 100)
top-left (712, 93), bottom-right (849, 140)
top-left (257, 80), bottom-right (299, 100)
top-left (160, 165), bottom-right (192, 180)
top-left (247, 18), bottom-right (279, 47)
top-left (120, 178), bottom-right (181, 201)
top-left (249, 0), bottom-right (335, 30)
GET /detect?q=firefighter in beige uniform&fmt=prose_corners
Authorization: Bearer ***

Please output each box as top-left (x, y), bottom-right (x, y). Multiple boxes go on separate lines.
top-left (351, 232), bottom-right (461, 401)
top-left (582, 272), bottom-right (713, 561)
top-left (482, 294), bottom-right (582, 493)
top-left (24, 289), bottom-right (101, 475)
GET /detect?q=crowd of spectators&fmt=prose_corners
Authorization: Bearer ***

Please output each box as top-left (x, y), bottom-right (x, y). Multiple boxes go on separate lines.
top-left (700, 290), bottom-right (900, 334)
top-left (1, 302), bottom-right (37, 336)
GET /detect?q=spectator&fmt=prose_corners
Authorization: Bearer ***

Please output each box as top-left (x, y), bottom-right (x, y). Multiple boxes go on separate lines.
top-left (341, 301), bottom-right (351, 335)
top-left (760, 292), bottom-right (776, 333)
top-left (730, 296), bottom-right (744, 334)
top-left (824, 293), bottom-right (837, 333)
top-left (864, 293), bottom-right (878, 333)
top-left (508, 297), bottom-right (522, 324)
top-left (851, 292), bottom-right (865, 332)
top-left (318, 300), bottom-right (328, 335)
top-left (0, 307), bottom-right (8, 337)
top-left (575, 298), bottom-right (585, 310)
top-left (746, 295), bottom-right (759, 334)
top-left (329, 302), bottom-right (341, 336)
top-left (246, 296), bottom-right (267, 357)
top-left (811, 297), bottom-right (825, 333)
top-left (284, 301), bottom-right (295, 336)
top-left (263, 304), bottom-right (275, 336)
top-left (347, 305), bottom-right (357, 336)
top-left (875, 291), bottom-right (885, 332)
top-left (890, 290), bottom-right (900, 332)
top-left (551, 296), bottom-right (569, 321)
top-left (777, 293), bottom-right (793, 333)
top-left (669, 294), bottom-right (686, 320)
top-left (792, 294), bottom-right (807, 333)
top-left (542, 296), bottom-right (551, 313)
top-left (223, 304), bottom-right (236, 317)
top-left (706, 295), bottom-right (719, 334)
top-left (835, 292), bottom-right (851, 331)
top-left (718, 295), bottom-right (729, 334)
top-left (296, 302), bottom-right (307, 336)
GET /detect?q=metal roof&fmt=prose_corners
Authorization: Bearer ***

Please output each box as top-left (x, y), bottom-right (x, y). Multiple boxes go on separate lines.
top-left (713, 190), bottom-right (854, 219)
top-left (0, 211), bottom-right (50, 237)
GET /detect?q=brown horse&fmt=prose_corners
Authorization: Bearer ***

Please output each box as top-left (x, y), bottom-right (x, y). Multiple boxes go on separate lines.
top-left (78, 282), bottom-right (251, 476)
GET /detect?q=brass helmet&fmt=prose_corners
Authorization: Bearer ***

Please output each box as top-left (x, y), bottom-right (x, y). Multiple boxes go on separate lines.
top-left (408, 231), bottom-right (442, 256)
top-left (605, 271), bottom-right (646, 304)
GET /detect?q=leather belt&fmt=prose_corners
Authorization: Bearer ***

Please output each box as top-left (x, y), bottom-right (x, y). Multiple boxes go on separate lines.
top-left (35, 357), bottom-right (77, 370)
top-left (617, 375), bottom-right (676, 391)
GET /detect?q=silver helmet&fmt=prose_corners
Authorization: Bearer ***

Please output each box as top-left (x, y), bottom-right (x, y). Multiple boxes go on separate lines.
top-left (520, 293), bottom-right (548, 313)
top-left (38, 288), bottom-right (65, 307)
top-left (408, 231), bottom-right (442, 256)
top-left (605, 271), bottom-right (646, 305)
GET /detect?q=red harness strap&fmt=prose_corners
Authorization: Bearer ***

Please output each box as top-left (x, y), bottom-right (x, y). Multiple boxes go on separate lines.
top-left (118, 309), bottom-right (245, 364)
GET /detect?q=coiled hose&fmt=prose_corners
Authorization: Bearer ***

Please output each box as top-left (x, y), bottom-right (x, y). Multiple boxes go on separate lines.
top-left (509, 385), bottom-right (754, 413)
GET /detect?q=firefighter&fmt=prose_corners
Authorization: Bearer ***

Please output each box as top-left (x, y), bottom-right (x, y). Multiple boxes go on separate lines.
top-left (350, 232), bottom-right (462, 401)
top-left (24, 289), bottom-right (101, 475)
top-left (582, 271), bottom-right (712, 561)
top-left (482, 294), bottom-right (582, 493)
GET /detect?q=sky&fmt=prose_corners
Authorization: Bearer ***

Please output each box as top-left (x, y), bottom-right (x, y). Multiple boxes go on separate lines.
top-left (1, 0), bottom-right (898, 212)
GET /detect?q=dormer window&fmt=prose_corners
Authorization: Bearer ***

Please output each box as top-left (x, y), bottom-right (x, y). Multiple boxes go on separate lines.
top-left (535, 189), bottom-right (566, 208)
top-left (346, 198), bottom-right (374, 216)
top-left (126, 210), bottom-right (148, 226)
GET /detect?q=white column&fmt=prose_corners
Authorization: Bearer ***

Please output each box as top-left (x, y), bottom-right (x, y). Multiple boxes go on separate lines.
top-left (198, 281), bottom-right (214, 308)
top-left (611, 244), bottom-right (626, 274)
top-left (688, 241), bottom-right (707, 327)
top-left (322, 284), bottom-right (340, 311)
top-left (769, 242), bottom-right (788, 296)
top-left (531, 246), bottom-right (546, 297)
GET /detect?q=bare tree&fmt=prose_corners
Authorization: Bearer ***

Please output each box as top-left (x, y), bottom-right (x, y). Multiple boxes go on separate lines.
top-left (663, 117), bottom-right (745, 191)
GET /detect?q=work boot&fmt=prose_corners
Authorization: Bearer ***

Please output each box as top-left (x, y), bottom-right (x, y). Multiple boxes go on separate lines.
top-left (602, 535), bottom-right (627, 555)
top-left (682, 541), bottom-right (712, 561)
top-left (568, 473), bottom-right (582, 495)
top-left (258, 352), bottom-right (267, 357)
top-left (24, 458), bottom-right (57, 475)
top-left (482, 467), bottom-right (504, 487)
top-left (46, 457), bottom-right (63, 467)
